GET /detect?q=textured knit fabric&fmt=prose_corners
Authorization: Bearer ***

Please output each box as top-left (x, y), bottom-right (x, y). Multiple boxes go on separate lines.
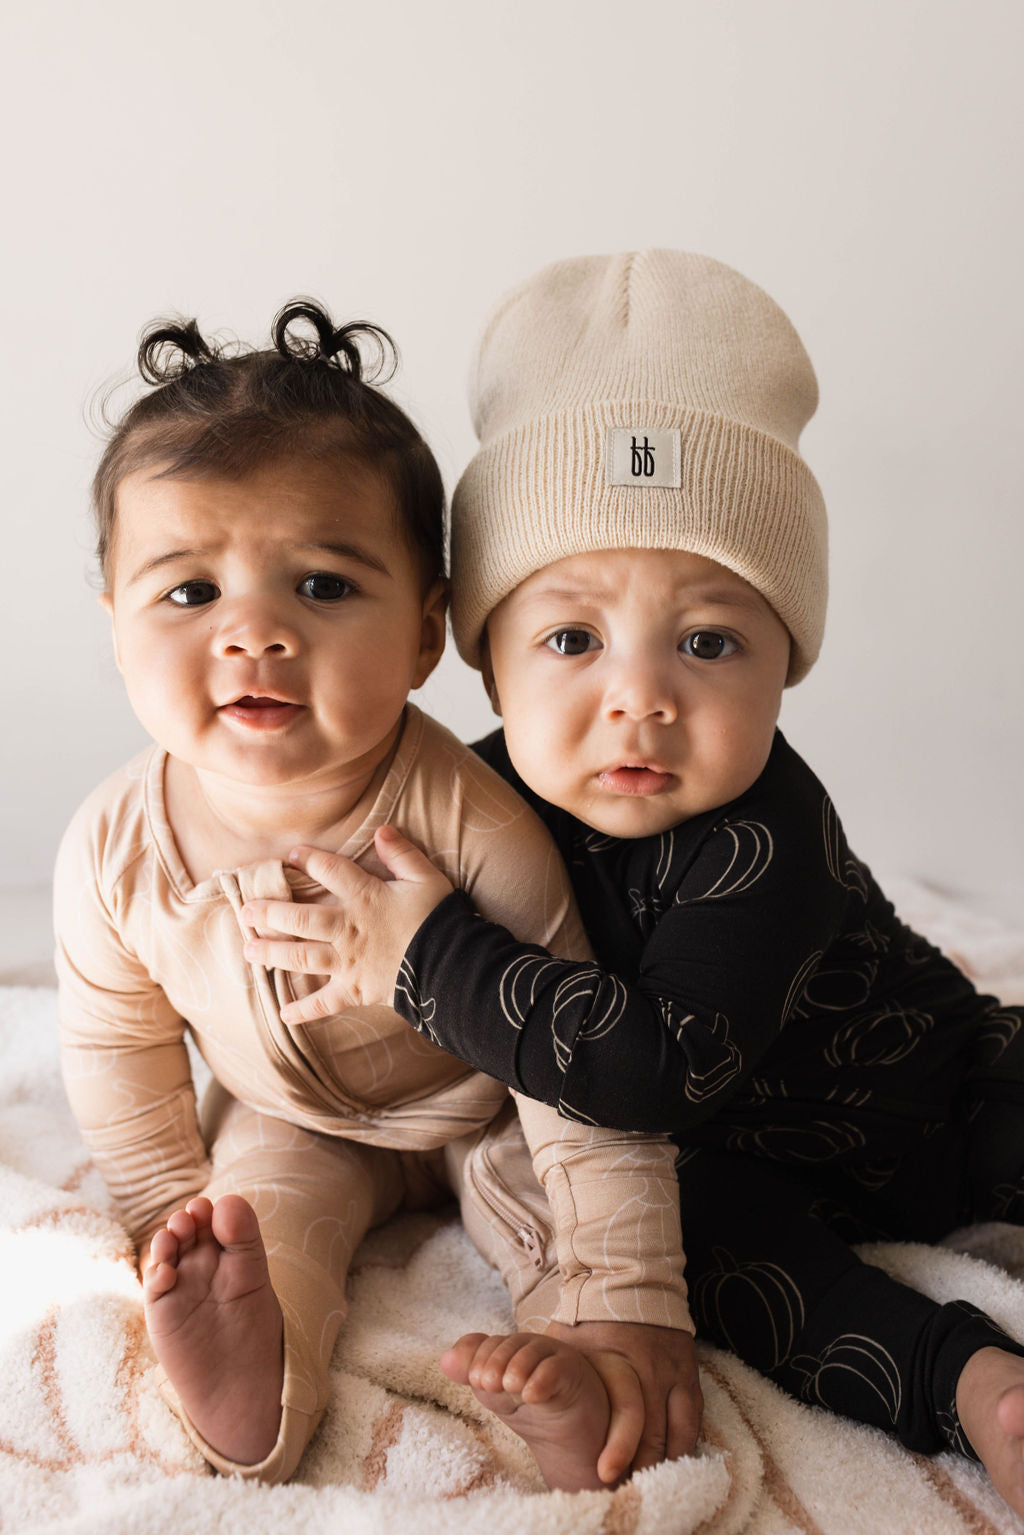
top-left (450, 250), bottom-right (827, 681)
top-left (55, 705), bottom-right (689, 1482)
top-left (393, 725), bottom-right (1024, 1456)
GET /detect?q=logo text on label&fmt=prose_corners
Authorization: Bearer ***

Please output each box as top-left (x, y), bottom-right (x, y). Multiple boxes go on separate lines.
top-left (606, 428), bottom-right (682, 488)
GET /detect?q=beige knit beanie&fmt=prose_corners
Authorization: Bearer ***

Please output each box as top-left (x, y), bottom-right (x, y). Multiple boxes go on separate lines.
top-left (450, 249), bottom-right (827, 684)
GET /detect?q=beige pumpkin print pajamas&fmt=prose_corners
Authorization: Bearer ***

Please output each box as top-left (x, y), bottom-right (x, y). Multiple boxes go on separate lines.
top-left (56, 706), bottom-right (690, 1481)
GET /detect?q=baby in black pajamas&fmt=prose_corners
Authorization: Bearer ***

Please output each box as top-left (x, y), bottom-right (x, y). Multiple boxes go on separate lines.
top-left (251, 251), bottom-right (1024, 1515)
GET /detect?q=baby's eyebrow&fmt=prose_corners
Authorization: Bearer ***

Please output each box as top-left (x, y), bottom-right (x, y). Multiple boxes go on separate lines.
top-left (521, 581), bottom-right (764, 614)
top-left (127, 539), bottom-right (390, 587)
top-left (520, 584), bottom-right (615, 606)
top-left (296, 540), bottom-right (389, 576)
top-left (127, 548), bottom-right (204, 585)
top-left (682, 585), bottom-right (767, 615)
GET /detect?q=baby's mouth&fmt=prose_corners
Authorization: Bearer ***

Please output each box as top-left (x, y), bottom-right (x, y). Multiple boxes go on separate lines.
top-left (220, 695), bottom-right (304, 729)
top-left (597, 765), bottom-right (675, 796)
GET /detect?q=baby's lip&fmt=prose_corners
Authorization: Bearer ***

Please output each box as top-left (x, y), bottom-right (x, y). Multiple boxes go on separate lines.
top-left (218, 695), bottom-right (306, 729)
top-left (597, 764), bottom-right (676, 797)
top-left (604, 759), bottom-right (671, 775)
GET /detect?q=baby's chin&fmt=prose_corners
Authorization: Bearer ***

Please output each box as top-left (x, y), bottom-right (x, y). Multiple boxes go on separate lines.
top-left (560, 792), bottom-right (694, 843)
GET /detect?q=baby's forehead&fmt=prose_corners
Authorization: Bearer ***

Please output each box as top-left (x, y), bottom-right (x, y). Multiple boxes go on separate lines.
top-left (508, 548), bottom-right (765, 609)
top-left (107, 460), bottom-right (405, 584)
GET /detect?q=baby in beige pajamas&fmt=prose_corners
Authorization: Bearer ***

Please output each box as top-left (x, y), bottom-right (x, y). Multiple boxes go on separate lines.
top-left (55, 300), bottom-right (696, 1491)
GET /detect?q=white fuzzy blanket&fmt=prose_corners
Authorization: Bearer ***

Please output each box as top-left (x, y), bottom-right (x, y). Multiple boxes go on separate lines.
top-left (4, 882), bottom-right (1024, 1535)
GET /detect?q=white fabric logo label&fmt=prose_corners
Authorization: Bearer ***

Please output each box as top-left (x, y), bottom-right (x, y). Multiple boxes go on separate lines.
top-left (606, 428), bottom-right (681, 487)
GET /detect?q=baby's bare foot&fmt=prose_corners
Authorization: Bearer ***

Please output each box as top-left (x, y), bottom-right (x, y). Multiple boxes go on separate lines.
top-left (143, 1194), bottom-right (284, 1466)
top-left (955, 1345), bottom-right (1024, 1517)
top-left (441, 1331), bottom-right (613, 1491)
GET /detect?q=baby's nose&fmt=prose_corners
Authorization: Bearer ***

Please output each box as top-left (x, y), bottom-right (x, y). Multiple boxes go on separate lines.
top-left (603, 658), bottom-right (679, 723)
top-left (214, 600), bottom-right (300, 657)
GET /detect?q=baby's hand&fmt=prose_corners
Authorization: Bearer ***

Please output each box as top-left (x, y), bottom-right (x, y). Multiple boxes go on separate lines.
top-left (545, 1319), bottom-right (702, 1483)
top-left (241, 826), bottom-right (454, 1025)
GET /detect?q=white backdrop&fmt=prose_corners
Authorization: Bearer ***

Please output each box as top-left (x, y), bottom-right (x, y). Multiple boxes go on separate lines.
top-left (3, 0), bottom-right (1021, 909)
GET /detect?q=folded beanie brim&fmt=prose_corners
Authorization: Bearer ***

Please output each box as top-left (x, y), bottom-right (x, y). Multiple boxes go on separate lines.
top-left (451, 401), bottom-right (827, 685)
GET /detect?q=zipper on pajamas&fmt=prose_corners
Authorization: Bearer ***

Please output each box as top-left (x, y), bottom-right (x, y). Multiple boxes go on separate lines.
top-left (218, 870), bottom-right (333, 1102)
top-left (471, 1142), bottom-right (548, 1271)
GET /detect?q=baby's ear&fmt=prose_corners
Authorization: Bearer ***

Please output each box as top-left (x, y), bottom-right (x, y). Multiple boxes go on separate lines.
top-left (411, 578), bottom-right (448, 689)
top-left (479, 635), bottom-right (502, 716)
top-left (98, 592), bottom-right (123, 672)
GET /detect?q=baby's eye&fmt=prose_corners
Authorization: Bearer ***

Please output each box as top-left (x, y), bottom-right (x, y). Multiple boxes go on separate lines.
top-left (166, 580), bottom-right (219, 607)
top-left (681, 630), bottom-right (740, 661)
top-left (545, 628), bottom-right (599, 656)
top-left (299, 572), bottom-right (354, 602)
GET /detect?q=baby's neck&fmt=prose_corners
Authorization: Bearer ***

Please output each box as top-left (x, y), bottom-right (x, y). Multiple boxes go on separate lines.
top-left (163, 751), bottom-right (395, 886)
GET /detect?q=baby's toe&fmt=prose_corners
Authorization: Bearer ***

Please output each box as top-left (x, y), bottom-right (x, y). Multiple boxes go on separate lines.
top-left (210, 1193), bottom-right (262, 1249)
top-left (165, 1207), bottom-right (199, 1252)
top-left (149, 1226), bottom-right (180, 1268)
top-left (143, 1259), bottom-right (180, 1301)
top-left (185, 1195), bottom-right (215, 1232)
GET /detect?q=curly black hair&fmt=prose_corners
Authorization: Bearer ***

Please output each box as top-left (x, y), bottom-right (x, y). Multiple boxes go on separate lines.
top-left (93, 298), bottom-right (445, 588)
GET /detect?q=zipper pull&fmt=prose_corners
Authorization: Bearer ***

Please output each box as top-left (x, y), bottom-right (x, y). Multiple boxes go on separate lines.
top-left (518, 1226), bottom-right (546, 1270)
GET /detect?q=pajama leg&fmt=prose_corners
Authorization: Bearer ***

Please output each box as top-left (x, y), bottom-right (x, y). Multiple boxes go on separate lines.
top-left (446, 1097), bottom-right (688, 1333)
top-left (445, 1098), bottom-right (561, 1332)
top-left (962, 1005), bottom-right (1024, 1223)
top-left (676, 1146), bottom-right (1024, 1457)
top-left (156, 1081), bottom-right (405, 1483)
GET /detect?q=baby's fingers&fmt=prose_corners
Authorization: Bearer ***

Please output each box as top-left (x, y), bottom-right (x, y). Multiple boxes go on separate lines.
top-left (279, 980), bottom-right (354, 1025)
top-left (288, 845), bottom-right (371, 897)
top-left (243, 937), bottom-right (338, 976)
top-left (592, 1353), bottom-right (645, 1484)
top-left (373, 825), bottom-right (451, 890)
top-left (241, 898), bottom-right (341, 941)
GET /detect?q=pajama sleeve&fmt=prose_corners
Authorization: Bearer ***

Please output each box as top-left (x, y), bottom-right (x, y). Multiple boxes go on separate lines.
top-left (54, 811), bottom-right (211, 1248)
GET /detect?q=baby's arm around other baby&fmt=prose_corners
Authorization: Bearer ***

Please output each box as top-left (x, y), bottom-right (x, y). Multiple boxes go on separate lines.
top-left (244, 799), bottom-right (835, 1136)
